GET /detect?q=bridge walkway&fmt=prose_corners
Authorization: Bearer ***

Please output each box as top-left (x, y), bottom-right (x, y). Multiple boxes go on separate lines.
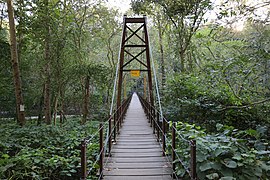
top-left (103, 93), bottom-right (172, 180)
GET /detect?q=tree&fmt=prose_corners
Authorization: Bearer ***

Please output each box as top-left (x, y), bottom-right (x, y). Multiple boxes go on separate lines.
top-left (6, 0), bottom-right (25, 126)
top-left (133, 0), bottom-right (212, 72)
top-left (132, 1), bottom-right (168, 88)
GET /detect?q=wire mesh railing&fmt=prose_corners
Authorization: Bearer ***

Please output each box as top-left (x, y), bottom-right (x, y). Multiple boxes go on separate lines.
top-left (80, 95), bottom-right (132, 180)
top-left (138, 94), bottom-right (197, 180)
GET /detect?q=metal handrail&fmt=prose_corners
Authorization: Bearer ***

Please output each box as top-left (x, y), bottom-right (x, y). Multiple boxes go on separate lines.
top-left (137, 94), bottom-right (197, 180)
top-left (80, 95), bottom-right (132, 180)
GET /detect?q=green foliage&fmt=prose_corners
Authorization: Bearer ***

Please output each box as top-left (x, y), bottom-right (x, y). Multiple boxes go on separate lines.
top-left (172, 122), bottom-right (270, 179)
top-left (0, 31), bottom-right (15, 117)
top-left (164, 73), bottom-right (270, 130)
top-left (0, 118), bottom-right (100, 179)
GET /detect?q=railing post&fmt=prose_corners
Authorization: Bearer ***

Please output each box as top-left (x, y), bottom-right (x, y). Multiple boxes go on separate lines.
top-left (121, 104), bottom-right (123, 124)
top-left (119, 106), bottom-right (122, 127)
top-left (99, 123), bottom-right (103, 179)
top-left (162, 117), bottom-right (166, 156)
top-left (152, 108), bottom-right (155, 134)
top-left (149, 105), bottom-right (152, 127)
top-left (113, 113), bottom-right (116, 142)
top-left (108, 116), bottom-right (112, 156)
top-left (157, 112), bottom-right (160, 142)
top-left (190, 140), bottom-right (197, 180)
top-left (117, 109), bottom-right (120, 134)
top-left (121, 105), bottom-right (123, 124)
top-left (81, 140), bottom-right (87, 180)
top-left (172, 122), bottom-right (176, 179)
top-left (147, 102), bottom-right (150, 123)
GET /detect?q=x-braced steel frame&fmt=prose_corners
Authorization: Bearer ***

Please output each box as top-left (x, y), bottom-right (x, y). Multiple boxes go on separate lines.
top-left (116, 15), bottom-right (154, 118)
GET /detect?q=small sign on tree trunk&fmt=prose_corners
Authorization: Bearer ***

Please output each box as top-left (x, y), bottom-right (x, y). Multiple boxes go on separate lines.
top-left (20, 105), bottom-right (25, 112)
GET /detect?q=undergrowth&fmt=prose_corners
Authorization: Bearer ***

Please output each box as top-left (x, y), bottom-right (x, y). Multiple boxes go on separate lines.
top-left (0, 118), bottom-right (99, 179)
top-left (171, 122), bottom-right (270, 179)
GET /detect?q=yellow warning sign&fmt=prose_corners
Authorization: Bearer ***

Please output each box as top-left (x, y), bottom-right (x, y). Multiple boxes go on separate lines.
top-left (130, 70), bottom-right (140, 77)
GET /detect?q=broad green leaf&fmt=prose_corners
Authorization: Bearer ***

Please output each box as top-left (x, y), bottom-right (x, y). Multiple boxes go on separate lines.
top-left (200, 162), bottom-right (212, 171)
top-left (232, 154), bottom-right (242, 161)
top-left (211, 162), bottom-right (222, 170)
top-left (221, 167), bottom-right (233, 177)
top-left (206, 173), bottom-right (219, 179)
top-left (220, 177), bottom-right (235, 180)
top-left (254, 141), bottom-right (266, 151)
top-left (253, 166), bottom-right (263, 177)
top-left (223, 159), bottom-right (237, 168)
top-left (256, 150), bottom-right (270, 155)
top-left (69, 169), bottom-right (76, 173)
top-left (214, 148), bottom-right (224, 157)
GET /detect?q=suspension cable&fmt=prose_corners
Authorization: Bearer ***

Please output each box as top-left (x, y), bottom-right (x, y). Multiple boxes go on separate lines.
top-left (109, 19), bottom-right (125, 115)
top-left (146, 18), bottom-right (163, 120)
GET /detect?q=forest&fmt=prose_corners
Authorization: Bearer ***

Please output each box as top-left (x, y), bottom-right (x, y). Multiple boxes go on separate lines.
top-left (0, 0), bottom-right (270, 179)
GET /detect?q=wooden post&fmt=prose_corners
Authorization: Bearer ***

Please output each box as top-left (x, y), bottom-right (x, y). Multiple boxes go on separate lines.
top-left (152, 108), bottom-right (156, 134)
top-left (113, 113), bottom-right (116, 142)
top-left (116, 108), bottom-right (121, 134)
top-left (157, 111), bottom-right (160, 142)
top-left (162, 117), bottom-right (166, 156)
top-left (99, 123), bottom-right (103, 178)
top-left (148, 102), bottom-right (151, 123)
top-left (81, 140), bottom-right (87, 180)
top-left (190, 140), bottom-right (197, 180)
top-left (119, 104), bottom-right (123, 128)
top-left (108, 116), bottom-right (112, 156)
top-left (172, 122), bottom-right (176, 178)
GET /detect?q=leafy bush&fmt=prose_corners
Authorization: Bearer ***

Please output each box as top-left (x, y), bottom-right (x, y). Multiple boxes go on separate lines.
top-left (171, 122), bottom-right (270, 179)
top-left (163, 73), bottom-right (270, 131)
top-left (0, 118), bottom-right (100, 179)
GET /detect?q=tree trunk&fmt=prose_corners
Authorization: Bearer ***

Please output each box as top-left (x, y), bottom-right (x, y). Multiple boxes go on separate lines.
top-left (53, 93), bottom-right (59, 125)
top-left (59, 99), bottom-right (64, 126)
top-left (43, 0), bottom-right (51, 124)
top-left (180, 49), bottom-right (185, 73)
top-left (37, 85), bottom-right (45, 125)
top-left (7, 0), bottom-right (25, 126)
top-left (82, 76), bottom-right (90, 124)
top-left (44, 32), bottom-right (51, 124)
top-left (188, 51), bottom-right (193, 72)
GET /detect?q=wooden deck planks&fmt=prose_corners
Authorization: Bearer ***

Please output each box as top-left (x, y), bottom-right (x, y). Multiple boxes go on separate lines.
top-left (103, 93), bottom-right (172, 180)
top-left (103, 175), bottom-right (172, 180)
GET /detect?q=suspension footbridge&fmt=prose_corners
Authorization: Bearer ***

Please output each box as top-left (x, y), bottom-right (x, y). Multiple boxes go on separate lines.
top-left (80, 16), bottom-right (197, 180)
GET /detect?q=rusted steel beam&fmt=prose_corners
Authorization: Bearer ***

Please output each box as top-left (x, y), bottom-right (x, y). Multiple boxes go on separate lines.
top-left (143, 16), bottom-right (154, 129)
top-left (123, 49), bottom-right (147, 68)
top-left (125, 24), bottom-right (145, 43)
top-left (116, 16), bottom-right (127, 131)
top-left (125, 17), bottom-right (145, 23)
top-left (124, 44), bottom-right (147, 48)
top-left (122, 69), bottom-right (149, 72)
